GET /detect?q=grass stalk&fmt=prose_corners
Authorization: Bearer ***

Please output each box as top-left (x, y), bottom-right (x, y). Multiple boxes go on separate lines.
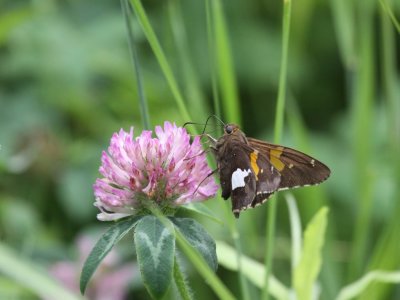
top-left (168, 0), bottom-right (209, 121)
top-left (262, 0), bottom-right (292, 299)
top-left (121, 0), bottom-right (151, 130)
top-left (212, 0), bottom-right (241, 124)
top-left (130, 0), bottom-right (193, 126)
top-left (205, 0), bottom-right (221, 127)
top-left (379, 0), bottom-right (400, 33)
top-left (206, 1), bottom-right (250, 299)
top-left (348, 0), bottom-right (375, 281)
top-left (359, 2), bottom-right (400, 298)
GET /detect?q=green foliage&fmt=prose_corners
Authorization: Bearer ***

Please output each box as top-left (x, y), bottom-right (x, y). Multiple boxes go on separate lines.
top-left (1, 0), bottom-right (399, 298)
top-left (134, 216), bottom-right (175, 299)
top-left (172, 218), bottom-right (218, 271)
top-left (294, 207), bottom-right (328, 300)
top-left (337, 271), bottom-right (400, 300)
top-left (0, 243), bottom-right (83, 300)
top-left (216, 240), bottom-right (289, 300)
top-left (80, 216), bottom-right (141, 294)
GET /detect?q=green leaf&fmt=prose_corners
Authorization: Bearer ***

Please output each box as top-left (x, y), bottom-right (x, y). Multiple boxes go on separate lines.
top-left (180, 203), bottom-right (223, 224)
top-left (215, 240), bottom-right (290, 300)
top-left (134, 215), bottom-right (175, 299)
top-left (294, 207), bottom-right (329, 300)
top-left (80, 216), bottom-right (141, 294)
top-left (172, 217), bottom-right (218, 271)
top-left (336, 270), bottom-right (400, 300)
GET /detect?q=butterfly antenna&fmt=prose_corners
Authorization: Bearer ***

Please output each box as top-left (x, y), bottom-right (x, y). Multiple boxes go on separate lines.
top-left (183, 121), bottom-right (203, 128)
top-left (201, 114), bottom-right (225, 135)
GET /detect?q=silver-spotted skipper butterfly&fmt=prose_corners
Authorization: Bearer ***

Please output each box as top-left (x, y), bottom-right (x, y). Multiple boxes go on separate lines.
top-left (207, 123), bottom-right (331, 218)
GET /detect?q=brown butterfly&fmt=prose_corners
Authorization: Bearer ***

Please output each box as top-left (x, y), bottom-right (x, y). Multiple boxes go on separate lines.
top-left (207, 123), bottom-right (330, 218)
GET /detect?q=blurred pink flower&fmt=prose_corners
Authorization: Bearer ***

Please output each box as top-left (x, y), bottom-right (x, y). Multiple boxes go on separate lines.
top-left (93, 121), bottom-right (218, 221)
top-left (49, 235), bottom-right (135, 300)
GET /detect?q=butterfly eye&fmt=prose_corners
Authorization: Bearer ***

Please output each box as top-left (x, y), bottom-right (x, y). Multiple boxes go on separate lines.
top-left (225, 125), bottom-right (233, 134)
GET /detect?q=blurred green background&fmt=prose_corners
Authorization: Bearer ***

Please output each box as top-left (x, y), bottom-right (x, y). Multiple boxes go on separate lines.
top-left (0, 0), bottom-right (399, 299)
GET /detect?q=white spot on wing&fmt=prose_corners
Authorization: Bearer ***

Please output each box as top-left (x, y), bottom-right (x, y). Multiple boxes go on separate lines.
top-left (231, 169), bottom-right (251, 190)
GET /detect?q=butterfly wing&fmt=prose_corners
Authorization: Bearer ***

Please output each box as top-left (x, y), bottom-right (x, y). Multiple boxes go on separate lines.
top-left (217, 141), bottom-right (282, 217)
top-left (247, 149), bottom-right (281, 208)
top-left (247, 138), bottom-right (331, 191)
top-left (216, 143), bottom-right (256, 217)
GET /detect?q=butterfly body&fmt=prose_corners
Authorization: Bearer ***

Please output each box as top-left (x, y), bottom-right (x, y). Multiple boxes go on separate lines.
top-left (208, 124), bottom-right (330, 218)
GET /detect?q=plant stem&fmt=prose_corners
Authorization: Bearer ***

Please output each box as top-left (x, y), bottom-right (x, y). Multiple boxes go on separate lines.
top-left (379, 0), bottom-right (400, 33)
top-left (148, 206), bottom-right (236, 300)
top-left (205, 0), bottom-right (221, 129)
top-left (174, 255), bottom-right (193, 300)
top-left (348, 0), bottom-right (375, 281)
top-left (121, 0), bottom-right (151, 130)
top-left (262, 0), bottom-right (292, 299)
top-left (212, 0), bottom-right (241, 125)
top-left (130, 0), bottom-right (193, 127)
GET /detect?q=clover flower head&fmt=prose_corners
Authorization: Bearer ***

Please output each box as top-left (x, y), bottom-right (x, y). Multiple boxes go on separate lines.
top-left (93, 121), bottom-right (218, 221)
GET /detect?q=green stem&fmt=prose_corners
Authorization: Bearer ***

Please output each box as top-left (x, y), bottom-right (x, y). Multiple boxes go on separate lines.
top-left (168, 0), bottom-right (209, 121)
top-left (206, 1), bottom-right (249, 299)
top-left (148, 206), bottom-right (236, 300)
top-left (174, 255), bottom-right (193, 300)
top-left (348, 0), bottom-right (375, 281)
top-left (262, 0), bottom-right (292, 299)
top-left (121, 0), bottom-right (151, 130)
top-left (212, 0), bottom-right (241, 125)
top-left (205, 0), bottom-right (221, 129)
top-left (379, 0), bottom-right (400, 33)
top-left (130, 0), bottom-right (193, 127)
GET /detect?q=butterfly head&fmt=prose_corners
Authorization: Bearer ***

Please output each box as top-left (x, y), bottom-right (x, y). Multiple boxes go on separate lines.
top-left (224, 124), bottom-right (240, 135)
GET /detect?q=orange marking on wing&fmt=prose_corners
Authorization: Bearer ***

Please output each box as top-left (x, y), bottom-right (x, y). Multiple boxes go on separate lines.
top-left (250, 150), bottom-right (259, 180)
top-left (270, 147), bottom-right (285, 171)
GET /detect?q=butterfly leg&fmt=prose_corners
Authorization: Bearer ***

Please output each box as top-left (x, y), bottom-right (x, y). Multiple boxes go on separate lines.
top-left (192, 168), bottom-right (218, 196)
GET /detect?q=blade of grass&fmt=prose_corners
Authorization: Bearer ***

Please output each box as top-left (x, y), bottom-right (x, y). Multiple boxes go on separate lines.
top-left (337, 270), bottom-right (400, 300)
top-left (379, 0), bottom-right (400, 33)
top-left (206, 2), bottom-right (249, 299)
top-left (348, 0), bottom-right (375, 281)
top-left (216, 240), bottom-right (290, 300)
top-left (379, 0), bottom-right (399, 146)
top-left (0, 243), bottom-right (83, 300)
top-left (359, 5), bottom-right (400, 298)
top-left (263, 0), bottom-right (292, 299)
top-left (329, 0), bottom-right (356, 70)
top-left (130, 0), bottom-right (193, 127)
top-left (205, 0), bottom-right (221, 127)
top-left (212, 0), bottom-right (241, 124)
top-left (121, 0), bottom-right (151, 130)
top-left (286, 96), bottom-right (340, 299)
top-left (168, 0), bottom-right (209, 121)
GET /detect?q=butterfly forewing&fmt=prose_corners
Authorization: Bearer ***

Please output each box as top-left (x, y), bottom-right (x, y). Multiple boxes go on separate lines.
top-left (247, 138), bottom-right (331, 190)
top-left (208, 122), bottom-right (330, 218)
